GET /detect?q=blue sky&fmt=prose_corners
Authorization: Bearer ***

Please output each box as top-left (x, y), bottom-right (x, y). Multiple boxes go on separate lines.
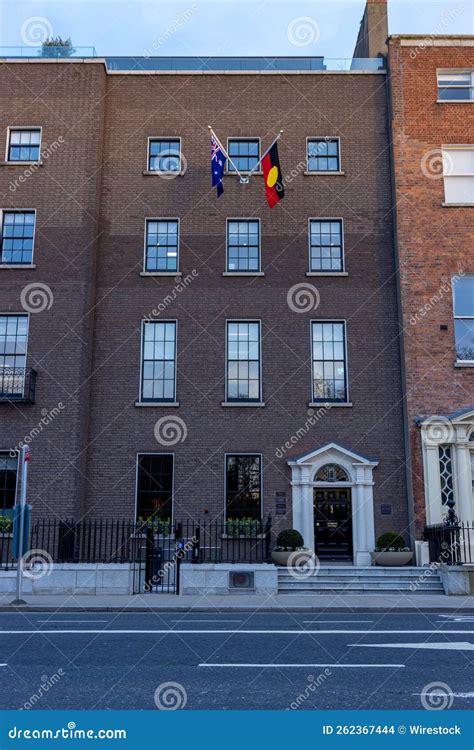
top-left (0, 0), bottom-right (472, 58)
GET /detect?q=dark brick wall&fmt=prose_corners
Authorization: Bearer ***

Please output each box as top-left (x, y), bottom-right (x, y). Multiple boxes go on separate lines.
top-left (388, 40), bottom-right (474, 531)
top-left (0, 62), bottom-right (408, 541)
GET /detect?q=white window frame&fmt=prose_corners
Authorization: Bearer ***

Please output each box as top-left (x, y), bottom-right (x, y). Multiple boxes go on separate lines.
top-left (224, 319), bottom-right (263, 404)
top-left (0, 208), bottom-right (37, 267)
top-left (223, 452), bottom-right (263, 523)
top-left (5, 126), bottom-right (42, 164)
top-left (0, 449), bottom-right (20, 513)
top-left (226, 137), bottom-right (262, 175)
top-left (437, 69), bottom-right (474, 102)
top-left (143, 217), bottom-right (180, 275)
top-left (307, 217), bottom-right (345, 274)
top-left (310, 319), bottom-right (349, 404)
top-left (0, 312), bottom-right (30, 400)
top-left (306, 136), bottom-right (342, 174)
top-left (226, 218), bottom-right (261, 274)
top-left (442, 144), bottom-right (474, 206)
top-left (146, 136), bottom-right (182, 174)
top-left (138, 319), bottom-right (178, 404)
top-left (134, 452), bottom-right (175, 524)
top-left (452, 273), bottom-right (474, 364)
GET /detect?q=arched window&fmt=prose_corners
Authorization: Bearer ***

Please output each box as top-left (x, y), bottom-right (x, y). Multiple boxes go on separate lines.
top-left (315, 464), bottom-right (349, 482)
top-left (469, 430), bottom-right (474, 443)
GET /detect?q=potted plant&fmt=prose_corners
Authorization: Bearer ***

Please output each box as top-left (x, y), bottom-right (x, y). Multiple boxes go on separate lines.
top-left (0, 515), bottom-right (12, 535)
top-left (271, 528), bottom-right (313, 567)
top-left (371, 532), bottom-right (413, 566)
top-left (225, 517), bottom-right (261, 538)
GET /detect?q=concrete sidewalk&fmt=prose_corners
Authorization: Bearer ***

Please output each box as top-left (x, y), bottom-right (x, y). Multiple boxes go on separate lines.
top-left (1, 592), bottom-right (474, 612)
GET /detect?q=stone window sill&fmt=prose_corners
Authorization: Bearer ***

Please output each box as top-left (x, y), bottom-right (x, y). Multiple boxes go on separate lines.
top-left (222, 271), bottom-right (265, 277)
top-left (221, 401), bottom-right (265, 407)
top-left (135, 401), bottom-right (180, 407)
top-left (441, 202), bottom-right (474, 207)
top-left (437, 100), bottom-right (473, 104)
top-left (140, 271), bottom-right (181, 277)
top-left (0, 161), bottom-right (43, 167)
top-left (308, 401), bottom-right (353, 408)
top-left (304, 170), bottom-right (345, 176)
top-left (0, 263), bottom-right (36, 271)
top-left (454, 361), bottom-right (474, 368)
top-left (142, 170), bottom-right (185, 176)
top-left (306, 271), bottom-right (348, 277)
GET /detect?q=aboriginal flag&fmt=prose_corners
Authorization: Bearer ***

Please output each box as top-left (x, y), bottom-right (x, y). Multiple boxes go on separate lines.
top-left (262, 141), bottom-right (285, 208)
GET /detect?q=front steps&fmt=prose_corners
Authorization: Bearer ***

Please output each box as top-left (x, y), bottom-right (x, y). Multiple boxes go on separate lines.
top-left (277, 566), bottom-right (445, 595)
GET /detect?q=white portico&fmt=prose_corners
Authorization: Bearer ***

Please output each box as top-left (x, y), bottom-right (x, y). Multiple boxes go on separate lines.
top-left (288, 442), bottom-right (378, 567)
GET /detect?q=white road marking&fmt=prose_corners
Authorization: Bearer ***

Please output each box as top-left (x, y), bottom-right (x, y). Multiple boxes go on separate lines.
top-left (170, 619), bottom-right (242, 623)
top-left (438, 615), bottom-right (474, 622)
top-left (413, 692), bottom-right (474, 699)
top-left (1, 629), bottom-right (474, 635)
top-left (199, 663), bottom-right (405, 669)
top-left (349, 641), bottom-right (474, 651)
top-left (0, 664), bottom-right (7, 667)
top-left (303, 620), bottom-right (374, 624)
top-left (37, 620), bottom-right (108, 624)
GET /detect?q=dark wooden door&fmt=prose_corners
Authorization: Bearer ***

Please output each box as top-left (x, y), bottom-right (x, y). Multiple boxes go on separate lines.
top-left (313, 488), bottom-right (352, 561)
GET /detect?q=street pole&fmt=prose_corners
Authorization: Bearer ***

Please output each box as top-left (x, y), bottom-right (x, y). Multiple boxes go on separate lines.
top-left (11, 445), bottom-right (30, 606)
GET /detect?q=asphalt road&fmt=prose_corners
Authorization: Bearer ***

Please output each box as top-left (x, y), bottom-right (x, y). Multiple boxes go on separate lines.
top-left (0, 610), bottom-right (473, 710)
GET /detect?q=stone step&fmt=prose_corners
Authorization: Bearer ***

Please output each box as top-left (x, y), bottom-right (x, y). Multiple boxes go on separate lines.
top-left (279, 588), bottom-right (444, 595)
top-left (279, 567), bottom-right (431, 577)
top-left (278, 582), bottom-right (444, 592)
top-left (278, 576), bottom-right (440, 584)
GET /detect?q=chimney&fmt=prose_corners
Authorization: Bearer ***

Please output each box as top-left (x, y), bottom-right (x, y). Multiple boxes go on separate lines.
top-left (353, 0), bottom-right (388, 59)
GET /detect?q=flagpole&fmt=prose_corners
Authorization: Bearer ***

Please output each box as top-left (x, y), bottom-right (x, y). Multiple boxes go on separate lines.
top-left (245, 129), bottom-right (284, 180)
top-left (208, 126), bottom-right (246, 182)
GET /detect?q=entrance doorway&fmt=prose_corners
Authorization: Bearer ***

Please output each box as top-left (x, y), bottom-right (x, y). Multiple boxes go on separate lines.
top-left (313, 488), bottom-right (352, 561)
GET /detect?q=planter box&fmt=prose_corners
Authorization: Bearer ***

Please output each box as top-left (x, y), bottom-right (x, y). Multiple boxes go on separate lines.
top-left (371, 550), bottom-right (413, 567)
top-left (271, 549), bottom-right (314, 567)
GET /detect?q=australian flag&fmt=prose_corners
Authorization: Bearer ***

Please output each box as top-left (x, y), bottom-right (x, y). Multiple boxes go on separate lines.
top-left (211, 135), bottom-right (226, 197)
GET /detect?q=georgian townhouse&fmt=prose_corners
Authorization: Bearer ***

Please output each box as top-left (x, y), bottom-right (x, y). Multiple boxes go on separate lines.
top-left (0, 1), bottom-right (411, 569)
top-left (388, 35), bottom-right (474, 540)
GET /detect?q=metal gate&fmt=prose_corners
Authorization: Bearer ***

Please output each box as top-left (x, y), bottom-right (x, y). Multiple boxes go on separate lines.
top-left (132, 523), bottom-right (189, 594)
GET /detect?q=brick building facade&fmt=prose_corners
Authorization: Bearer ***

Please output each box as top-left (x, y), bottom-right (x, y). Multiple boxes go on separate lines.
top-left (388, 36), bottom-right (474, 534)
top-left (0, 51), bottom-right (409, 565)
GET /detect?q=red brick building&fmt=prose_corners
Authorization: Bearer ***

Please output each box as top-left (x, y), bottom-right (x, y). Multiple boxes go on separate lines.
top-left (388, 36), bottom-right (474, 534)
top-left (0, 48), bottom-right (409, 565)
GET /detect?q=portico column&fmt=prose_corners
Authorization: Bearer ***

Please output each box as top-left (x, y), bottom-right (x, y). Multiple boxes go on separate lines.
top-left (422, 442), bottom-right (443, 525)
top-left (300, 465), bottom-right (314, 551)
top-left (454, 425), bottom-right (474, 524)
top-left (352, 463), bottom-right (376, 567)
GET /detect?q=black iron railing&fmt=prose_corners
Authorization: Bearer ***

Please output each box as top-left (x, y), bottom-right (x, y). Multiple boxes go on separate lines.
top-left (0, 516), bottom-right (273, 573)
top-left (424, 522), bottom-right (474, 565)
top-left (0, 368), bottom-right (37, 403)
